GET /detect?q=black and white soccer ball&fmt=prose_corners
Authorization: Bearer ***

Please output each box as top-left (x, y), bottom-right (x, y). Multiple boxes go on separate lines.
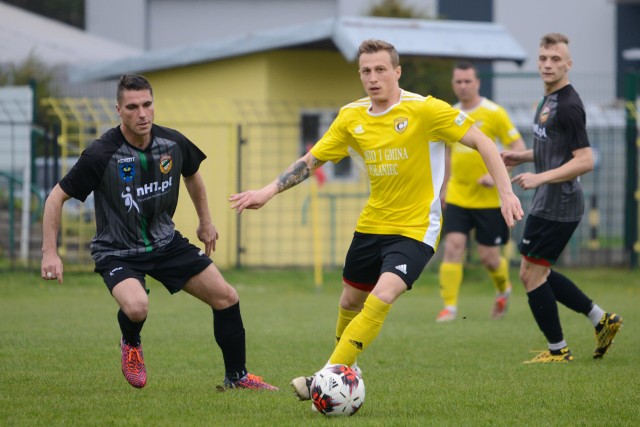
top-left (310, 364), bottom-right (365, 416)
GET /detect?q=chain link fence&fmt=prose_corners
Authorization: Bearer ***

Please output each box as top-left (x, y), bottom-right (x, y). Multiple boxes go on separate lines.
top-left (1, 72), bottom-right (638, 270)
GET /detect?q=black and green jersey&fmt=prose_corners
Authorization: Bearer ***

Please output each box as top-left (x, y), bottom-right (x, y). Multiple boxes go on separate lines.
top-left (59, 124), bottom-right (206, 262)
top-left (530, 84), bottom-right (590, 222)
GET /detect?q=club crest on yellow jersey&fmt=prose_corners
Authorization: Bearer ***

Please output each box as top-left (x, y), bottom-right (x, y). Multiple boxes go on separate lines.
top-left (394, 117), bottom-right (408, 134)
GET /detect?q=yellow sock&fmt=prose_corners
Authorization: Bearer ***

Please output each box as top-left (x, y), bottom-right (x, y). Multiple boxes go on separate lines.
top-left (439, 262), bottom-right (463, 308)
top-left (487, 256), bottom-right (510, 294)
top-left (329, 294), bottom-right (391, 366)
top-left (335, 305), bottom-right (359, 346)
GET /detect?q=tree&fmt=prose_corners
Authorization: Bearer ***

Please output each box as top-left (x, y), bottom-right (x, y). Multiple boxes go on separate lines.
top-left (0, 53), bottom-right (60, 122)
top-left (367, 0), bottom-right (455, 102)
top-left (368, 0), bottom-right (427, 18)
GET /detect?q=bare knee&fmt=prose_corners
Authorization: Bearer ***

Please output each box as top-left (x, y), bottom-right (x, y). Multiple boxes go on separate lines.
top-left (197, 279), bottom-right (239, 310)
top-left (214, 282), bottom-right (239, 309)
top-left (339, 294), bottom-right (364, 312)
top-left (122, 297), bottom-right (148, 322)
top-left (339, 283), bottom-right (367, 311)
top-left (113, 280), bottom-right (149, 322)
top-left (183, 266), bottom-right (240, 310)
top-left (518, 262), bottom-right (548, 292)
top-left (519, 261), bottom-right (532, 283)
top-left (442, 233), bottom-right (466, 263)
top-left (478, 246), bottom-right (501, 270)
top-left (127, 306), bottom-right (148, 323)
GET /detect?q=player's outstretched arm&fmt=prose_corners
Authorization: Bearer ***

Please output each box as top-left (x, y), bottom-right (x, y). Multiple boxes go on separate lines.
top-left (477, 137), bottom-right (528, 187)
top-left (511, 146), bottom-right (593, 190)
top-left (229, 151), bottom-right (325, 213)
top-left (501, 148), bottom-right (534, 167)
top-left (460, 127), bottom-right (524, 227)
top-left (41, 184), bottom-right (70, 284)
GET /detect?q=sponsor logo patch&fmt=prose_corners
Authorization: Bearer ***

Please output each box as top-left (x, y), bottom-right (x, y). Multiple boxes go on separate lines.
top-left (454, 111), bottom-right (468, 126)
top-left (119, 161), bottom-right (135, 182)
top-left (395, 264), bottom-right (407, 274)
top-left (121, 186), bottom-right (140, 213)
top-left (109, 266), bottom-right (123, 277)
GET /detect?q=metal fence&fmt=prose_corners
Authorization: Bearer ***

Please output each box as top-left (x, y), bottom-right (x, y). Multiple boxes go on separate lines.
top-left (494, 72), bottom-right (637, 268)
top-left (1, 72), bottom-right (638, 270)
top-left (235, 109), bottom-right (635, 269)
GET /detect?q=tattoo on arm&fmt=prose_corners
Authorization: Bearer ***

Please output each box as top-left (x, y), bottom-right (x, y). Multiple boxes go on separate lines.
top-left (277, 160), bottom-right (310, 192)
top-left (311, 156), bottom-right (325, 168)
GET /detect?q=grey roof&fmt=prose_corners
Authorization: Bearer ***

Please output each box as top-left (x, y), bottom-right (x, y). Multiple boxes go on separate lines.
top-left (0, 2), bottom-right (141, 67)
top-left (69, 16), bottom-right (527, 83)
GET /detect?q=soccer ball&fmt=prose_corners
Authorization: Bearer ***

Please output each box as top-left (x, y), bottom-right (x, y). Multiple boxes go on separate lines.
top-left (310, 364), bottom-right (365, 416)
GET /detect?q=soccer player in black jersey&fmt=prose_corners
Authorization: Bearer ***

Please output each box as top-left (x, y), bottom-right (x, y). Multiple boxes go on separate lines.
top-left (502, 33), bottom-right (623, 363)
top-left (41, 74), bottom-right (277, 390)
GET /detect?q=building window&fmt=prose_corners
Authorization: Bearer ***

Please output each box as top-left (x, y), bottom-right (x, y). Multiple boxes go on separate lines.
top-left (300, 111), bottom-right (358, 181)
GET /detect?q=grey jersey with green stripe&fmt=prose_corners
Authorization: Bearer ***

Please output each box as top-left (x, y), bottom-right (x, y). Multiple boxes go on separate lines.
top-left (530, 84), bottom-right (590, 221)
top-left (59, 124), bottom-right (206, 262)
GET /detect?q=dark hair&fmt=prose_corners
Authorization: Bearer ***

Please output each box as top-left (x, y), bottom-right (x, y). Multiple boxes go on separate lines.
top-left (357, 39), bottom-right (400, 68)
top-left (117, 74), bottom-right (153, 104)
top-left (540, 33), bottom-right (569, 48)
top-left (454, 60), bottom-right (478, 75)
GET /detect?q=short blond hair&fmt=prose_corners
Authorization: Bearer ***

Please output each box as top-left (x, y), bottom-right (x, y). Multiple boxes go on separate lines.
top-left (540, 33), bottom-right (569, 48)
top-left (357, 39), bottom-right (400, 68)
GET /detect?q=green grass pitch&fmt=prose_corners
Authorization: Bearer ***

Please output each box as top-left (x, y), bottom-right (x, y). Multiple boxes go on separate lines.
top-left (1, 266), bottom-right (638, 426)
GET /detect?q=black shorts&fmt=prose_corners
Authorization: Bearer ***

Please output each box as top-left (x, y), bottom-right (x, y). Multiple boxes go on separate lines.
top-left (518, 215), bottom-right (580, 266)
top-left (342, 232), bottom-right (434, 291)
top-left (442, 203), bottom-right (509, 246)
top-left (94, 231), bottom-right (213, 294)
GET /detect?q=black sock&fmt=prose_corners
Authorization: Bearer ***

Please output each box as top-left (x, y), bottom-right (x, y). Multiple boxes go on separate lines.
top-left (546, 270), bottom-right (593, 315)
top-left (117, 309), bottom-right (145, 346)
top-left (213, 302), bottom-right (247, 380)
top-left (527, 282), bottom-right (564, 344)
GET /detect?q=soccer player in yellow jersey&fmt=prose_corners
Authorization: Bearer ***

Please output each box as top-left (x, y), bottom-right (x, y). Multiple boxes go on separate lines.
top-left (436, 62), bottom-right (526, 322)
top-left (230, 39), bottom-right (523, 404)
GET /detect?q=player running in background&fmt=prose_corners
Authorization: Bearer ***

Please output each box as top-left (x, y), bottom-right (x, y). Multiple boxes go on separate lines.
top-left (502, 33), bottom-right (623, 363)
top-left (436, 61), bottom-right (526, 322)
top-left (41, 74), bottom-right (277, 390)
top-left (230, 39), bottom-right (523, 402)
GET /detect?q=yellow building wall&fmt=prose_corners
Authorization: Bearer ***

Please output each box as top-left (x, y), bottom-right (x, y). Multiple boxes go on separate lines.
top-left (265, 50), bottom-right (364, 101)
top-left (147, 55), bottom-right (270, 99)
top-left (138, 50), bottom-right (366, 268)
top-left (241, 50), bottom-right (367, 268)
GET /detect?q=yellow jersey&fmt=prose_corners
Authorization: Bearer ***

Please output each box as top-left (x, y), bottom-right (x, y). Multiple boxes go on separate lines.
top-left (446, 97), bottom-right (521, 208)
top-left (311, 90), bottom-right (473, 249)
